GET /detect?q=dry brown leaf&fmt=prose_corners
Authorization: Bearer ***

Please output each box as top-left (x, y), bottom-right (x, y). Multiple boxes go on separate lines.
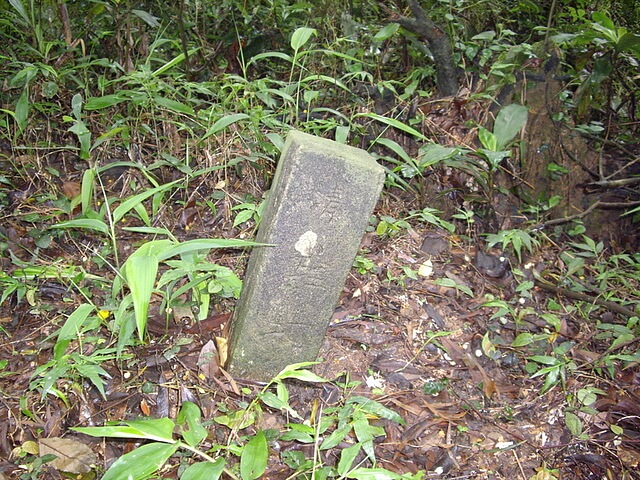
top-left (61, 181), bottom-right (81, 198)
top-left (215, 336), bottom-right (228, 366)
top-left (198, 339), bottom-right (220, 379)
top-left (38, 437), bottom-right (97, 474)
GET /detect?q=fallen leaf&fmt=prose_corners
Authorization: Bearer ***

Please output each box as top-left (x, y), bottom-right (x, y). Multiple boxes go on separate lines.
top-left (198, 340), bottom-right (220, 379)
top-left (38, 437), bottom-right (97, 474)
top-left (61, 181), bottom-right (81, 198)
top-left (215, 336), bottom-right (228, 366)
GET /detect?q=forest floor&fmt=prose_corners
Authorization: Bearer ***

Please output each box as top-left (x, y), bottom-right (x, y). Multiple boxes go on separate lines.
top-left (0, 144), bottom-right (639, 480)
top-left (0, 109), bottom-right (640, 480)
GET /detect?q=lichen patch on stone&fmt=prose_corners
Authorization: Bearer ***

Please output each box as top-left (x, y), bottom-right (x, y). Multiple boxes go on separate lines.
top-left (294, 230), bottom-right (317, 257)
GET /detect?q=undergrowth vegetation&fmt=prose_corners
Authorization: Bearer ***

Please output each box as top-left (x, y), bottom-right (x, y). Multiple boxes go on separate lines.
top-left (1, 0), bottom-right (639, 478)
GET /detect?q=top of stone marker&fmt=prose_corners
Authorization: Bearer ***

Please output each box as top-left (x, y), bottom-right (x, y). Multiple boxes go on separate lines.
top-left (285, 130), bottom-right (384, 173)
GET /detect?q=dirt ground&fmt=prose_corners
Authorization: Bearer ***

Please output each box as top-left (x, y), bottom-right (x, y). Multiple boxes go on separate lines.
top-left (1, 185), bottom-right (639, 480)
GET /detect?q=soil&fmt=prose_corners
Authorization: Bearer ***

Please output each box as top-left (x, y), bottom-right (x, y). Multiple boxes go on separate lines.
top-left (0, 96), bottom-right (639, 479)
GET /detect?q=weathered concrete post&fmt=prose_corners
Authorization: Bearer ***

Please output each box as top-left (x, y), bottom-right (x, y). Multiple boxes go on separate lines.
top-left (227, 130), bottom-right (385, 381)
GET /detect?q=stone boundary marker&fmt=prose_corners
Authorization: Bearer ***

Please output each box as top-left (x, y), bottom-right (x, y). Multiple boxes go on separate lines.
top-left (227, 130), bottom-right (385, 381)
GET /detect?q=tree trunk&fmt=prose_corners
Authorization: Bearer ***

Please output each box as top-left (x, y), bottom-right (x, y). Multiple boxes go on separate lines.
top-left (393, 0), bottom-right (459, 97)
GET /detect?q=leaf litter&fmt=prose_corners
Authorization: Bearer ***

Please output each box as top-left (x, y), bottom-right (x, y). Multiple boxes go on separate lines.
top-left (0, 144), bottom-right (639, 480)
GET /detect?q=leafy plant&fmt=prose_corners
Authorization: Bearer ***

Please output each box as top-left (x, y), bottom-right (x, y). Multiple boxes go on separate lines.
top-left (72, 361), bottom-right (422, 480)
top-left (111, 237), bottom-right (261, 345)
top-left (407, 207), bottom-right (455, 233)
top-left (375, 215), bottom-right (410, 237)
top-left (526, 344), bottom-right (578, 394)
top-left (232, 199), bottom-right (265, 229)
top-left (475, 103), bottom-right (528, 191)
top-left (353, 254), bottom-right (376, 275)
top-left (485, 228), bottom-right (540, 263)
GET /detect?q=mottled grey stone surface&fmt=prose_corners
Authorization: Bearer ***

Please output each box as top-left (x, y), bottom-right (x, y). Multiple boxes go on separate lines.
top-left (227, 130), bottom-right (385, 381)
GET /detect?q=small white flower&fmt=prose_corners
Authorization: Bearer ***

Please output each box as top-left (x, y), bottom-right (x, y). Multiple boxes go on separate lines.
top-left (365, 374), bottom-right (385, 390)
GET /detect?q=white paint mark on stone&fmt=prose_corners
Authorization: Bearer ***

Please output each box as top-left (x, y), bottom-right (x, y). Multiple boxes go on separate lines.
top-left (294, 230), bottom-right (317, 257)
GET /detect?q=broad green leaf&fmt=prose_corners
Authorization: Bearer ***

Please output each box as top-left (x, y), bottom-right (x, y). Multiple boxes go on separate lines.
top-left (374, 138), bottom-right (413, 164)
top-left (276, 369), bottom-right (327, 384)
top-left (477, 126), bottom-right (497, 151)
top-left (8, 0), bottom-right (29, 24)
top-left (240, 431), bottom-right (268, 480)
top-left (181, 459), bottom-right (226, 480)
top-left (71, 93), bottom-right (83, 118)
top-left (347, 396), bottom-right (406, 425)
top-left (74, 363), bottom-right (110, 399)
top-left (84, 94), bottom-right (128, 110)
top-left (93, 126), bottom-right (128, 150)
top-left (50, 218), bottom-right (110, 235)
top-left (472, 31), bottom-right (497, 41)
top-left (57, 304), bottom-right (95, 342)
top-left (610, 424), bottom-right (623, 436)
top-left (276, 381), bottom-right (289, 404)
top-left (15, 89), bottom-right (29, 133)
top-left (259, 391), bottom-right (289, 411)
top-left (478, 149), bottom-right (511, 170)
top-left (80, 168), bottom-right (95, 214)
top-left (101, 442), bottom-right (178, 480)
top-left (214, 409), bottom-right (256, 430)
top-left (40, 363), bottom-right (70, 398)
top-left (112, 179), bottom-right (181, 224)
top-left (362, 113), bottom-right (427, 141)
top-left (511, 332), bottom-right (534, 347)
top-left (131, 9), bottom-right (159, 27)
top-left (540, 313), bottom-right (561, 331)
top-left (373, 23), bottom-right (399, 42)
top-left (577, 388), bottom-right (600, 406)
top-left (233, 208), bottom-right (255, 228)
top-left (337, 443), bottom-right (361, 476)
top-left (609, 333), bottom-right (634, 350)
top-left (72, 418), bottom-right (175, 442)
top-left (123, 251), bottom-right (158, 341)
top-left (529, 355), bottom-right (560, 366)
top-left (115, 418), bottom-right (176, 441)
top-left (280, 429), bottom-right (314, 443)
top-left (177, 402), bottom-right (207, 447)
top-left (114, 296), bottom-right (135, 355)
top-left (345, 467), bottom-right (402, 479)
top-left (53, 339), bottom-right (70, 361)
top-left (151, 48), bottom-right (200, 77)
top-left (592, 11), bottom-right (615, 30)
top-left (201, 113), bottom-right (250, 142)
top-left (335, 125), bottom-right (350, 144)
top-left (246, 51), bottom-right (292, 67)
top-left (553, 341), bottom-right (574, 356)
top-left (299, 75), bottom-right (350, 92)
top-left (320, 423), bottom-right (352, 450)
top-left (291, 27), bottom-right (317, 51)
top-left (259, 391), bottom-right (302, 420)
top-left (273, 362), bottom-right (326, 381)
top-left (419, 144), bottom-right (461, 168)
top-left (564, 411), bottom-right (583, 437)
top-left (353, 415), bottom-right (384, 462)
top-left (133, 201), bottom-right (151, 227)
top-left (153, 96), bottom-right (194, 115)
top-left (616, 32), bottom-right (640, 53)
top-left (493, 104), bottom-right (528, 150)
top-left (68, 120), bottom-right (92, 160)
top-left (158, 238), bottom-right (262, 261)
top-left (433, 277), bottom-right (473, 297)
